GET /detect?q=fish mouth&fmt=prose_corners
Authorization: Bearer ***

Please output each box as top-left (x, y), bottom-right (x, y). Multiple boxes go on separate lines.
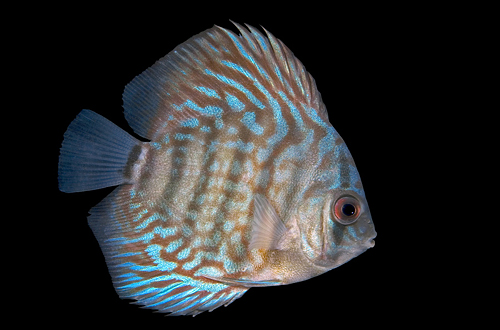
top-left (367, 238), bottom-right (375, 248)
top-left (365, 230), bottom-right (377, 248)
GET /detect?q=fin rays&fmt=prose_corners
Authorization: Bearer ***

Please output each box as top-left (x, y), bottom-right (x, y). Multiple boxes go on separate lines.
top-left (250, 194), bottom-right (288, 250)
top-left (58, 110), bottom-right (141, 193)
top-left (122, 22), bottom-right (327, 140)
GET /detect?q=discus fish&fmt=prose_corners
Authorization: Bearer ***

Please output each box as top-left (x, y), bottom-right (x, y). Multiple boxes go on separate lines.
top-left (58, 22), bottom-right (376, 316)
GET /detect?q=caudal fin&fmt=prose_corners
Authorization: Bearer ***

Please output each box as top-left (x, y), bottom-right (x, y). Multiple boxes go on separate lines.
top-left (58, 110), bottom-right (141, 193)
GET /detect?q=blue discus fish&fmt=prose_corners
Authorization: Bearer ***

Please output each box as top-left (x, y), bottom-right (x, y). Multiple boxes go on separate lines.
top-left (58, 22), bottom-right (376, 316)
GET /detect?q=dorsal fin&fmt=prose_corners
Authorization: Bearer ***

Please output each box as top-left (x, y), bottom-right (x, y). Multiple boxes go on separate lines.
top-left (122, 22), bottom-right (328, 140)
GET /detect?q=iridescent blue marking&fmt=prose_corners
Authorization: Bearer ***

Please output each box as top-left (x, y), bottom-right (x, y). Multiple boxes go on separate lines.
top-left (166, 239), bottom-right (183, 253)
top-left (231, 160), bottom-right (241, 175)
top-left (274, 66), bottom-right (285, 86)
top-left (195, 266), bottom-right (225, 278)
top-left (223, 220), bottom-right (235, 232)
top-left (215, 118), bottom-right (223, 130)
top-left (187, 210), bottom-right (198, 221)
top-left (130, 202), bottom-right (141, 210)
top-left (209, 161), bottom-right (219, 172)
top-left (225, 33), bottom-right (270, 81)
top-left (244, 159), bottom-right (253, 177)
top-left (204, 69), bottom-right (264, 109)
top-left (163, 134), bottom-right (170, 144)
top-left (207, 140), bottom-right (219, 154)
top-left (225, 93), bottom-right (245, 112)
top-left (200, 126), bottom-right (211, 132)
top-left (328, 148), bottom-right (353, 192)
top-left (253, 31), bottom-right (269, 51)
top-left (255, 168), bottom-right (270, 187)
top-left (195, 86), bottom-right (221, 99)
top-left (183, 251), bottom-right (204, 270)
top-left (347, 226), bottom-right (360, 242)
top-left (116, 272), bottom-right (140, 279)
top-left (153, 226), bottom-right (177, 238)
top-left (228, 127), bottom-right (237, 134)
top-left (207, 42), bottom-right (220, 53)
top-left (274, 129), bottom-right (314, 167)
top-left (182, 224), bottom-right (193, 237)
top-left (302, 103), bottom-right (328, 128)
top-left (104, 237), bottom-right (127, 243)
top-left (175, 133), bottom-right (194, 141)
top-left (177, 247), bottom-right (191, 260)
top-left (145, 245), bottom-right (178, 271)
top-left (129, 282), bottom-right (183, 305)
top-left (196, 219), bottom-right (214, 232)
top-left (124, 232), bottom-right (154, 244)
top-left (286, 57), bottom-right (305, 95)
top-left (196, 194), bottom-right (206, 205)
top-left (244, 80), bottom-right (287, 163)
top-left (135, 212), bottom-right (162, 230)
top-left (180, 118), bottom-right (199, 128)
top-left (118, 274), bottom-right (171, 290)
top-left (254, 83), bottom-right (287, 141)
top-left (221, 60), bottom-right (252, 80)
top-left (224, 139), bottom-right (254, 153)
top-left (111, 252), bottom-right (142, 259)
top-left (174, 99), bottom-right (223, 117)
top-left (318, 133), bottom-right (335, 156)
top-left (173, 293), bottom-right (215, 314)
top-left (240, 112), bottom-right (263, 135)
top-left (158, 289), bottom-right (198, 311)
top-left (199, 292), bottom-right (234, 310)
top-left (349, 164), bottom-right (365, 197)
top-left (278, 91), bottom-right (304, 127)
top-left (133, 209), bottom-right (148, 222)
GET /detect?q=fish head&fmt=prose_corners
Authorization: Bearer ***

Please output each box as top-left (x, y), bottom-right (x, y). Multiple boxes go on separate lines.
top-left (296, 158), bottom-right (376, 272)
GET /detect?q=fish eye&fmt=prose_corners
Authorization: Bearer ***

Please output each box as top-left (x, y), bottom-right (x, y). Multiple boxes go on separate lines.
top-left (332, 196), bottom-right (361, 225)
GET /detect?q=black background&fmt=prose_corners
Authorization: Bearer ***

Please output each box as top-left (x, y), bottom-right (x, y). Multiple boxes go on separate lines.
top-left (23, 4), bottom-right (472, 328)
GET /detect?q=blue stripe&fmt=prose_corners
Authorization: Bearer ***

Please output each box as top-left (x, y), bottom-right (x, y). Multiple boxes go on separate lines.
top-left (253, 31), bottom-right (269, 51)
top-left (224, 139), bottom-right (254, 153)
top-left (278, 91), bottom-right (303, 127)
top-left (184, 99), bottom-right (222, 116)
top-left (205, 69), bottom-right (265, 109)
top-left (302, 103), bottom-right (328, 128)
top-left (180, 118), bottom-right (199, 128)
top-left (175, 133), bottom-right (194, 141)
top-left (195, 86), bottom-right (221, 99)
top-left (166, 239), bottom-right (183, 253)
top-left (225, 33), bottom-right (270, 81)
top-left (225, 93), bottom-right (245, 112)
top-left (240, 112), bottom-right (263, 135)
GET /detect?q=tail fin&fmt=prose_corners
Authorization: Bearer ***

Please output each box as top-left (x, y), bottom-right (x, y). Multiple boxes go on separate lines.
top-left (58, 110), bottom-right (141, 193)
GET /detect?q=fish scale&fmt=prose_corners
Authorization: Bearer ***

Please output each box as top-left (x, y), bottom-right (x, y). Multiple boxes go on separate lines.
top-left (58, 22), bottom-right (376, 316)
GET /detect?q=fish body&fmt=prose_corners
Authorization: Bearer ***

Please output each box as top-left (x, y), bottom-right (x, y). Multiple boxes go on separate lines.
top-left (58, 23), bottom-right (376, 315)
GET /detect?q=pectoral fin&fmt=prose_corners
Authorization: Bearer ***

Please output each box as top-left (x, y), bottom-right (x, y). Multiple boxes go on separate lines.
top-left (249, 194), bottom-right (288, 250)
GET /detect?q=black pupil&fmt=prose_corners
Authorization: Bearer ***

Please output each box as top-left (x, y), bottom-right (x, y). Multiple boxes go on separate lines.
top-left (342, 204), bottom-right (356, 217)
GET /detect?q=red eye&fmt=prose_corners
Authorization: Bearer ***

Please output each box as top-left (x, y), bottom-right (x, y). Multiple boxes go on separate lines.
top-left (333, 196), bottom-right (361, 225)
